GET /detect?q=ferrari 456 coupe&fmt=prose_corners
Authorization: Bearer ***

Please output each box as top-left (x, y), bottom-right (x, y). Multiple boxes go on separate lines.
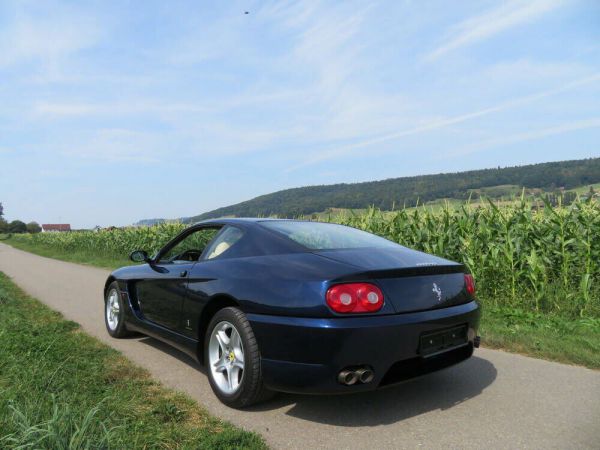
top-left (104, 219), bottom-right (480, 408)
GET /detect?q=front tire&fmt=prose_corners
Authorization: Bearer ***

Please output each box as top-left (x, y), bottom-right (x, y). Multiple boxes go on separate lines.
top-left (104, 282), bottom-right (130, 338)
top-left (205, 307), bottom-right (272, 408)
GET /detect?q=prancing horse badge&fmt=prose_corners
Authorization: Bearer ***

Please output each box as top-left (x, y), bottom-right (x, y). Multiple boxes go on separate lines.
top-left (432, 283), bottom-right (442, 302)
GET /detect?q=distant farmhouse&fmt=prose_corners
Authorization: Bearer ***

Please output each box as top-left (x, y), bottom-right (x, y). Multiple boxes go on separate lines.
top-left (42, 224), bottom-right (71, 232)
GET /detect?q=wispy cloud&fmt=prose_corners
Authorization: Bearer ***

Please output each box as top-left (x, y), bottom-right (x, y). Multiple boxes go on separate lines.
top-left (287, 73), bottom-right (600, 171)
top-left (424, 0), bottom-right (565, 62)
top-left (31, 88), bottom-right (305, 118)
top-left (448, 118), bottom-right (600, 158)
top-left (60, 128), bottom-right (163, 163)
top-left (32, 101), bottom-right (210, 117)
top-left (257, 2), bottom-right (415, 143)
top-left (0, 2), bottom-right (104, 72)
top-left (481, 58), bottom-right (588, 85)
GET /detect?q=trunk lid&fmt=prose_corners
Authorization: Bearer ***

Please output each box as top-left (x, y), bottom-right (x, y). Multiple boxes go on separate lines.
top-left (315, 247), bottom-right (471, 313)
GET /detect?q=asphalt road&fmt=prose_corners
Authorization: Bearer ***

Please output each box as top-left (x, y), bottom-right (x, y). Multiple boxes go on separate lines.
top-left (0, 243), bottom-right (598, 449)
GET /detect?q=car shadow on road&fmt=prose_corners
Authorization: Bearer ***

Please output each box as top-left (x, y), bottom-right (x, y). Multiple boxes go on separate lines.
top-left (136, 336), bottom-right (497, 427)
top-left (249, 356), bottom-right (497, 426)
top-left (136, 336), bottom-right (206, 372)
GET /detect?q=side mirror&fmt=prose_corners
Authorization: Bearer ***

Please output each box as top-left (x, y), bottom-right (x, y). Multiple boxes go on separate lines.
top-left (129, 250), bottom-right (150, 263)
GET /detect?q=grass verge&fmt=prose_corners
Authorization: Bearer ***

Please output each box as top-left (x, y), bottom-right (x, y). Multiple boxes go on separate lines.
top-left (4, 237), bottom-right (132, 270)
top-left (480, 306), bottom-right (599, 369)
top-left (0, 272), bottom-right (266, 449)
top-left (3, 241), bottom-right (599, 370)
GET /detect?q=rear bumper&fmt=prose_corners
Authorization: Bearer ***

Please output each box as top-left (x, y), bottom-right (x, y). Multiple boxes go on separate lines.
top-left (248, 301), bottom-right (480, 394)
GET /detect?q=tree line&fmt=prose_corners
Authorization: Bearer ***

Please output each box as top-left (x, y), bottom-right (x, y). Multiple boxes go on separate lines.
top-left (188, 157), bottom-right (600, 220)
top-left (0, 203), bottom-right (41, 234)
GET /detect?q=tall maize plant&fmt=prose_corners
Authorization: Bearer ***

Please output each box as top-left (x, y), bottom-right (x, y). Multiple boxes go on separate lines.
top-left (335, 198), bottom-right (600, 317)
top-left (10, 198), bottom-right (600, 317)
top-left (14, 223), bottom-right (186, 259)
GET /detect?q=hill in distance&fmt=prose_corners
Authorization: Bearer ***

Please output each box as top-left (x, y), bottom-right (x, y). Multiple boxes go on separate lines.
top-left (136, 158), bottom-right (600, 225)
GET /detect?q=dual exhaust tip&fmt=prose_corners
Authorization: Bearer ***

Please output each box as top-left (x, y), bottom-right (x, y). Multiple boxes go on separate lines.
top-left (338, 367), bottom-right (375, 385)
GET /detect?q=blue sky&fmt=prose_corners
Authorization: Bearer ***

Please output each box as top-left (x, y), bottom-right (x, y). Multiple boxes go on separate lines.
top-left (1, 0), bottom-right (599, 228)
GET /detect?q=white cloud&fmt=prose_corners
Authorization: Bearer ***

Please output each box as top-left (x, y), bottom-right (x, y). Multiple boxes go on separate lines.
top-left (424, 0), bottom-right (565, 62)
top-left (448, 118), bottom-right (600, 157)
top-left (483, 59), bottom-right (587, 83)
top-left (32, 101), bottom-right (210, 118)
top-left (61, 129), bottom-right (163, 163)
top-left (34, 103), bottom-right (101, 116)
top-left (31, 88), bottom-right (306, 119)
top-left (257, 2), bottom-right (415, 143)
top-left (0, 3), bottom-right (104, 71)
top-left (287, 73), bottom-right (600, 170)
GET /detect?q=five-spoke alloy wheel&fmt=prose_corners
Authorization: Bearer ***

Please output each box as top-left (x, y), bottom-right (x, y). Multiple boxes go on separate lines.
top-left (205, 307), bottom-right (272, 408)
top-left (104, 281), bottom-right (130, 338)
top-left (106, 289), bottom-right (120, 330)
top-left (208, 321), bottom-right (245, 394)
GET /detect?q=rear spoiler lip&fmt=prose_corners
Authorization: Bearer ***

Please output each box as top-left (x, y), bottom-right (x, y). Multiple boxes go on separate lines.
top-left (332, 264), bottom-right (465, 283)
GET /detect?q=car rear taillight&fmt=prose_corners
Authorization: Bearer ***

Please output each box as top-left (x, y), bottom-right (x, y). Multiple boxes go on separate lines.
top-left (326, 283), bottom-right (384, 313)
top-left (464, 274), bottom-right (476, 296)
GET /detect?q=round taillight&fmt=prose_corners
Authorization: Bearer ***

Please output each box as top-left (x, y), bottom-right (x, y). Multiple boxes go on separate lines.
top-left (367, 291), bottom-right (379, 303)
top-left (356, 284), bottom-right (384, 312)
top-left (326, 285), bottom-right (357, 312)
top-left (326, 283), bottom-right (384, 313)
top-left (340, 293), bottom-right (352, 305)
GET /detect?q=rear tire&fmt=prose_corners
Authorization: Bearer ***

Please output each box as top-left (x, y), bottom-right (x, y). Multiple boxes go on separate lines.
top-left (104, 281), bottom-right (131, 338)
top-left (205, 307), bottom-right (274, 408)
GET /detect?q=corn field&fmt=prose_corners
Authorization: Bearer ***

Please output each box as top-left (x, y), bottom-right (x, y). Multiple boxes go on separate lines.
top-left (10, 198), bottom-right (600, 317)
top-left (11, 222), bottom-right (188, 259)
top-left (335, 198), bottom-right (600, 317)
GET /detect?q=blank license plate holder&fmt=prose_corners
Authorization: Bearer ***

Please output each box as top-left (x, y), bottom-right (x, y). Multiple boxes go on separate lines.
top-left (420, 325), bottom-right (468, 357)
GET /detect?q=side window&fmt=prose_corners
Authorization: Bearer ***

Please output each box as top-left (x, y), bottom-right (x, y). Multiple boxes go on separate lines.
top-left (159, 228), bottom-right (220, 263)
top-left (203, 226), bottom-right (244, 260)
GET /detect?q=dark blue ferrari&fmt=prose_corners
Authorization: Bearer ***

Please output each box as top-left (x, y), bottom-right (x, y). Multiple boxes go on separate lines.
top-left (104, 219), bottom-right (480, 408)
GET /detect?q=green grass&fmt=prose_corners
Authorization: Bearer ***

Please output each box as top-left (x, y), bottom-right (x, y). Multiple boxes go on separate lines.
top-left (481, 306), bottom-right (600, 369)
top-left (307, 184), bottom-right (599, 217)
top-left (5, 236), bottom-right (133, 270)
top-left (572, 182), bottom-right (600, 195)
top-left (0, 272), bottom-right (266, 449)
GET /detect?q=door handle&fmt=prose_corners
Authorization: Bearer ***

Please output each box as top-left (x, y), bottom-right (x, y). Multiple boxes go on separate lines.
top-left (180, 270), bottom-right (188, 277)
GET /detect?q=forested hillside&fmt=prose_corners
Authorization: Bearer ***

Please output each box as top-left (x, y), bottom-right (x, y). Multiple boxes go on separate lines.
top-left (186, 158), bottom-right (600, 220)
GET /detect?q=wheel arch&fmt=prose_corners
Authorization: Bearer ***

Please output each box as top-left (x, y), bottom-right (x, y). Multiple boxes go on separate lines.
top-left (197, 294), bottom-right (240, 365)
top-left (104, 276), bottom-right (117, 298)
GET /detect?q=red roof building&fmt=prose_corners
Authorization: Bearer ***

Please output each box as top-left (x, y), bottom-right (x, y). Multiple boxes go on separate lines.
top-left (42, 224), bottom-right (71, 232)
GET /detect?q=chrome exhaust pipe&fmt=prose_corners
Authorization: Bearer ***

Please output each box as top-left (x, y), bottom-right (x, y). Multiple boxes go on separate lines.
top-left (338, 370), bottom-right (359, 385)
top-left (356, 367), bottom-right (374, 384)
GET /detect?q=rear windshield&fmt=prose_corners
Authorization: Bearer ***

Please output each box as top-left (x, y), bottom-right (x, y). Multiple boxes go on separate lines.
top-left (260, 221), bottom-right (399, 250)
